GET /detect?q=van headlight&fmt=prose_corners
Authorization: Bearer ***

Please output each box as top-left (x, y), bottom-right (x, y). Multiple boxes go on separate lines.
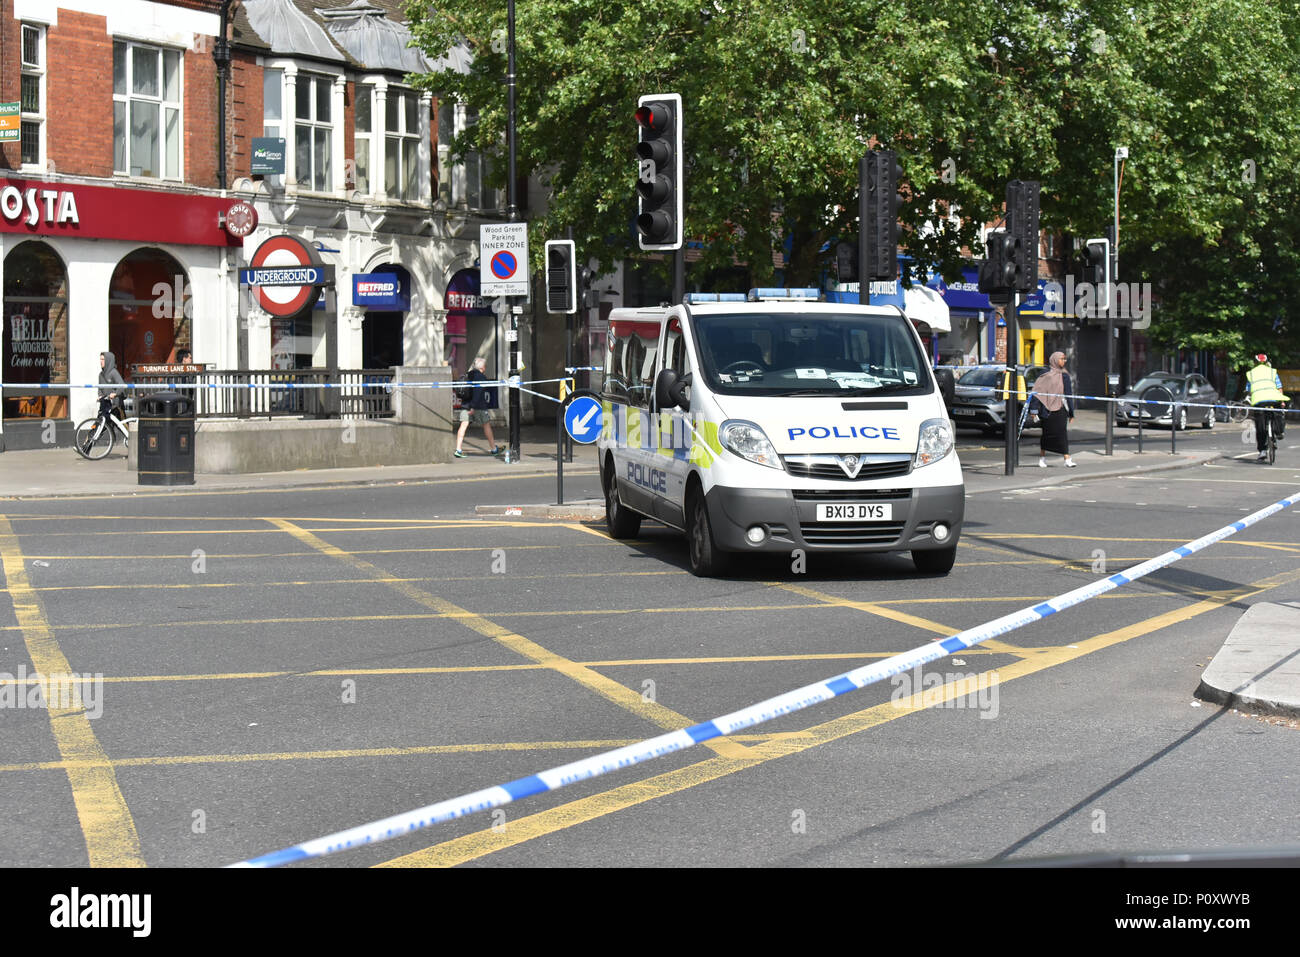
top-left (719, 419), bottom-right (783, 470)
top-left (914, 417), bottom-right (954, 468)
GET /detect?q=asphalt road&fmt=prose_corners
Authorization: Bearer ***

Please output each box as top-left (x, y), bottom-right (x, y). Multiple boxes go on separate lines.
top-left (0, 447), bottom-right (1297, 869)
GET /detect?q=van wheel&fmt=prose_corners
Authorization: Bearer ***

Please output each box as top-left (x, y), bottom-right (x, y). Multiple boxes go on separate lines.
top-left (686, 488), bottom-right (729, 577)
top-left (603, 462), bottom-right (641, 539)
top-left (913, 546), bottom-right (957, 574)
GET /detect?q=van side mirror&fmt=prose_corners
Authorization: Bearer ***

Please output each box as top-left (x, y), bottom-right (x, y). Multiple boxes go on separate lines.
top-left (934, 367), bottom-right (956, 408)
top-left (655, 368), bottom-right (690, 410)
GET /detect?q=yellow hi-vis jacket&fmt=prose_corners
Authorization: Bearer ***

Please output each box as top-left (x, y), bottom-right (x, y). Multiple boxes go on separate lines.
top-left (1246, 364), bottom-right (1286, 405)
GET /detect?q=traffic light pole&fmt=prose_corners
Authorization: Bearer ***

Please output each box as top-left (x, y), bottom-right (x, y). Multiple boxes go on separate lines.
top-left (505, 0), bottom-right (521, 463)
top-left (1005, 294), bottom-right (1019, 476)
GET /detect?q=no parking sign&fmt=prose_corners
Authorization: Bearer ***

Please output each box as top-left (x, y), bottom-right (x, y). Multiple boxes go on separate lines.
top-left (480, 223), bottom-right (529, 297)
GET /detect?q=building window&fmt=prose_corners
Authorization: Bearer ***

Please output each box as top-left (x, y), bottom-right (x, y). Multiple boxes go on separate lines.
top-left (353, 83), bottom-right (372, 194)
top-left (295, 72), bottom-right (333, 192)
top-left (439, 102), bottom-right (502, 211)
top-left (384, 86), bottom-right (421, 201)
top-left (113, 40), bottom-right (182, 179)
top-left (20, 24), bottom-right (45, 167)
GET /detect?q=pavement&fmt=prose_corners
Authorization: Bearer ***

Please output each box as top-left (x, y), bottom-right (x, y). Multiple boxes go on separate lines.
top-left (0, 423), bottom-right (599, 500)
top-left (1, 409), bottom-right (1295, 719)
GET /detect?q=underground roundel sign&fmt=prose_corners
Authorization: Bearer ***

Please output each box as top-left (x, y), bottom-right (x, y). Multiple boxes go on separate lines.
top-left (248, 234), bottom-right (324, 318)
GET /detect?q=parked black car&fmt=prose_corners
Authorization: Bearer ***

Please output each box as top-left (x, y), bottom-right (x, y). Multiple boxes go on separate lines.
top-left (1114, 372), bottom-right (1219, 430)
top-left (949, 364), bottom-right (1048, 434)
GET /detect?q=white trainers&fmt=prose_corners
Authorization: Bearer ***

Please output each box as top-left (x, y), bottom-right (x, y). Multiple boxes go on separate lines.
top-left (1065, 459), bottom-right (1078, 468)
top-left (1257, 451), bottom-right (1268, 460)
top-left (1038, 458), bottom-right (1048, 468)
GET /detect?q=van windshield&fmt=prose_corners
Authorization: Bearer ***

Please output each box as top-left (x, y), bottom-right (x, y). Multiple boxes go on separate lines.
top-left (689, 311), bottom-right (931, 397)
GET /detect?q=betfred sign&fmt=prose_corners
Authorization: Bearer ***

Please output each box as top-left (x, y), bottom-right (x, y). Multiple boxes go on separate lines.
top-left (352, 272), bottom-right (406, 309)
top-left (244, 234), bottom-right (328, 318)
top-left (0, 177), bottom-right (240, 246)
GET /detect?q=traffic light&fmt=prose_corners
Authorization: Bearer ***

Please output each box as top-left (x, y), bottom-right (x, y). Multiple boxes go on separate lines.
top-left (1085, 237), bottom-right (1111, 317)
top-left (860, 150), bottom-right (903, 281)
top-left (1005, 180), bottom-right (1040, 292)
top-left (835, 242), bottom-right (857, 283)
top-left (978, 230), bottom-right (1017, 303)
top-left (545, 239), bottom-right (577, 314)
top-left (634, 93), bottom-right (683, 251)
top-left (579, 266), bottom-right (600, 309)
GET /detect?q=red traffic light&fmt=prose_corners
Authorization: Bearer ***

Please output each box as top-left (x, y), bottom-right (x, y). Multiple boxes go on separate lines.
top-left (634, 103), bottom-right (670, 135)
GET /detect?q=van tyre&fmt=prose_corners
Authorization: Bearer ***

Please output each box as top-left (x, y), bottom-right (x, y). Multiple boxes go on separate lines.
top-left (604, 463), bottom-right (641, 539)
top-left (912, 545), bottom-right (957, 574)
top-left (687, 489), bottom-right (730, 577)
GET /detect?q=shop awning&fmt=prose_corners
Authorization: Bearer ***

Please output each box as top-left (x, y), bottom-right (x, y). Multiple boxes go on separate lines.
top-left (905, 284), bottom-right (951, 333)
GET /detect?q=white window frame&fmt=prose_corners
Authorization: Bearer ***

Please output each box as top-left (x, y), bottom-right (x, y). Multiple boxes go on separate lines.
top-left (352, 80), bottom-right (374, 195)
top-left (19, 23), bottom-right (46, 171)
top-left (383, 83), bottom-right (425, 202)
top-left (265, 59), bottom-right (345, 196)
top-left (112, 38), bottom-right (184, 181)
top-left (439, 100), bottom-right (503, 212)
top-left (356, 77), bottom-right (431, 205)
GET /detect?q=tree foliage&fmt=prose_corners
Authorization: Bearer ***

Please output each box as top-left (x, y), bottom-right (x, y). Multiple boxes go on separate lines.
top-left (405, 0), bottom-right (1300, 362)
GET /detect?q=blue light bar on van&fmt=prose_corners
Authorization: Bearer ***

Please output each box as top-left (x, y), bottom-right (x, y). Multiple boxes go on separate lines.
top-left (747, 288), bottom-right (823, 301)
top-left (683, 292), bottom-right (749, 303)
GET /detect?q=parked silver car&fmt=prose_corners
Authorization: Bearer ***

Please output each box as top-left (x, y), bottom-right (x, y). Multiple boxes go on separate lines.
top-left (949, 364), bottom-right (1047, 434)
top-left (1114, 373), bottom-right (1219, 430)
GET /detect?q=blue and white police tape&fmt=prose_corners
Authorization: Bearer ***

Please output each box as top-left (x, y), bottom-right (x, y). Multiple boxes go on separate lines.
top-left (960, 386), bottom-right (1279, 418)
top-left (231, 490), bottom-right (1300, 868)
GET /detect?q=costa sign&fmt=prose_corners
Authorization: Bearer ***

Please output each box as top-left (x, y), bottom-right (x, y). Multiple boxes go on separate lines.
top-left (243, 234), bottom-right (332, 318)
top-left (0, 177), bottom-right (240, 246)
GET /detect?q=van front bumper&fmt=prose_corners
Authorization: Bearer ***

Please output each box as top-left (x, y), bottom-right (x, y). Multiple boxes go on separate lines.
top-left (705, 483), bottom-right (965, 553)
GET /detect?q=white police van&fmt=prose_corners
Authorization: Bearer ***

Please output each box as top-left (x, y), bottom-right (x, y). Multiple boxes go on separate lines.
top-left (598, 289), bottom-right (963, 576)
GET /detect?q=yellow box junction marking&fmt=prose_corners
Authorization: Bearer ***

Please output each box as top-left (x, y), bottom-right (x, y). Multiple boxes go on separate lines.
top-left (0, 516), bottom-right (145, 867)
top-left (376, 564), bottom-right (1300, 867)
top-left (267, 519), bottom-right (749, 759)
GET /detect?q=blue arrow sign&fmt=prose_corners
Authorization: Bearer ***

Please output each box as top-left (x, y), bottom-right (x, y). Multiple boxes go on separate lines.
top-left (564, 396), bottom-right (602, 444)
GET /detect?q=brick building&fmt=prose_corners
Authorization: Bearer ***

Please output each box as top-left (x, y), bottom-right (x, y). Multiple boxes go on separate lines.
top-left (0, 0), bottom-right (508, 451)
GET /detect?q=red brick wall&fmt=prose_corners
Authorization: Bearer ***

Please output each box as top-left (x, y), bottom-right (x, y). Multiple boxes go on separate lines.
top-left (0, 0), bottom-right (19, 170)
top-left (46, 11), bottom-right (114, 178)
top-left (228, 48), bottom-right (261, 181)
top-left (183, 36), bottom-right (218, 187)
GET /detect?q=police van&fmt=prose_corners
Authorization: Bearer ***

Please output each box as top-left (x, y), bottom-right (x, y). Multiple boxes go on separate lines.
top-left (598, 289), bottom-right (963, 576)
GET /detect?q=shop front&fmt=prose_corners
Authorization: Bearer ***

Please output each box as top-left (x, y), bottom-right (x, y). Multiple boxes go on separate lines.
top-left (0, 177), bottom-right (242, 448)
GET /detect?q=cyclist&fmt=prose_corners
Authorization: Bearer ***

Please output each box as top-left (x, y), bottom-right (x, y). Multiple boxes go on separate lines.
top-left (1245, 353), bottom-right (1286, 460)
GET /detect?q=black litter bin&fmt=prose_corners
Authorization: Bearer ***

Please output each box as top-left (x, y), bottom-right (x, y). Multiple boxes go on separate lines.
top-left (137, 391), bottom-right (195, 486)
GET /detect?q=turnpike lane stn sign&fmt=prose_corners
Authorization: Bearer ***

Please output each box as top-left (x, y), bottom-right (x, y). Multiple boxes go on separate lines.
top-left (480, 223), bottom-right (529, 297)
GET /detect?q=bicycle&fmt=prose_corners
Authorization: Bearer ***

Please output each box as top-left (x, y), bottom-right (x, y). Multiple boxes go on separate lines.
top-left (1226, 399), bottom-right (1251, 424)
top-left (75, 397), bottom-right (136, 460)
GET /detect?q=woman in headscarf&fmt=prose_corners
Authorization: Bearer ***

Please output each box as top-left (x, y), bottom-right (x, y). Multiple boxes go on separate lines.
top-left (1031, 351), bottom-right (1076, 468)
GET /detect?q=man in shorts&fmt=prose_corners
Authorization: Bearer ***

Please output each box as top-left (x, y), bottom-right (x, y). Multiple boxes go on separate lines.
top-left (455, 356), bottom-right (503, 458)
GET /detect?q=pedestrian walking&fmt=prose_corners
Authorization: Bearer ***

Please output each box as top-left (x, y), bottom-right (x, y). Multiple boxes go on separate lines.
top-left (454, 356), bottom-right (502, 458)
top-left (1032, 351), bottom-right (1077, 468)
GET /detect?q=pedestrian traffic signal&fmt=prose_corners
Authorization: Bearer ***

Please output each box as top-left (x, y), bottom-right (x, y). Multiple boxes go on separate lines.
top-left (860, 150), bottom-right (904, 281)
top-left (634, 93), bottom-right (683, 251)
top-left (545, 239), bottom-right (577, 314)
top-left (1006, 180), bottom-right (1040, 293)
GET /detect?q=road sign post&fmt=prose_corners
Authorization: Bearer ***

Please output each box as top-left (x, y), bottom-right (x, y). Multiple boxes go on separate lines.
top-left (482, 223), bottom-right (529, 463)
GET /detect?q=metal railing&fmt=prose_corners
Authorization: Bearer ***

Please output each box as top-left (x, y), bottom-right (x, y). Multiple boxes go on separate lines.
top-left (129, 369), bottom-right (395, 420)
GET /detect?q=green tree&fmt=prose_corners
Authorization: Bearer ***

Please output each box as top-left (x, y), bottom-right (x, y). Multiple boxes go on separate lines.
top-left (407, 0), bottom-right (1300, 350)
